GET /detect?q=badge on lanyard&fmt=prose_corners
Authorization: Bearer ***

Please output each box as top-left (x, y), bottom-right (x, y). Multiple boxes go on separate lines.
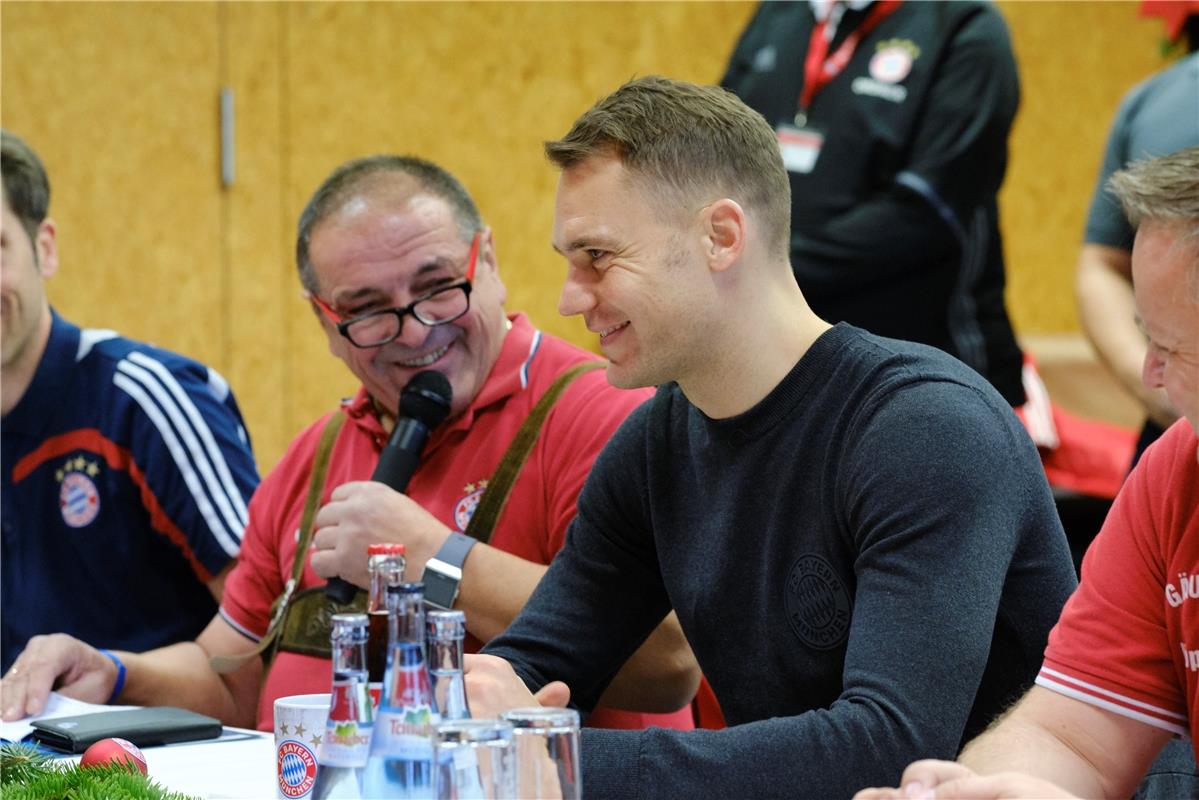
top-left (777, 123), bottom-right (824, 174)
top-left (780, 0), bottom-right (902, 174)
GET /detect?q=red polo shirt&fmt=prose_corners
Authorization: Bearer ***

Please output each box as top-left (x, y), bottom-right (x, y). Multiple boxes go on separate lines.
top-left (221, 314), bottom-right (693, 731)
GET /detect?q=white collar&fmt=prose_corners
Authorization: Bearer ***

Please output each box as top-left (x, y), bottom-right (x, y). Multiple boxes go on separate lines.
top-left (809, 0), bottom-right (875, 23)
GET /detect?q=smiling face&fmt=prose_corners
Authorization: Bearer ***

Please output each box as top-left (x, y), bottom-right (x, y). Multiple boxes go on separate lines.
top-left (1132, 221), bottom-right (1199, 434)
top-left (0, 194), bottom-right (56, 372)
top-left (306, 185), bottom-right (508, 419)
top-left (553, 153), bottom-right (717, 391)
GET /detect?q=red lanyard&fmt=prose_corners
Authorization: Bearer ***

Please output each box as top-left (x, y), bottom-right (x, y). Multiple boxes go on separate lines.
top-left (798, 0), bottom-right (902, 118)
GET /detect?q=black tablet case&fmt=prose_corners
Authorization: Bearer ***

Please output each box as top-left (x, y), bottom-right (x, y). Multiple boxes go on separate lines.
top-left (30, 706), bottom-right (222, 752)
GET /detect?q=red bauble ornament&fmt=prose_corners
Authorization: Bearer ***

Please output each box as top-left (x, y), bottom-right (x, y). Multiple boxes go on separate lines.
top-left (80, 737), bottom-right (148, 774)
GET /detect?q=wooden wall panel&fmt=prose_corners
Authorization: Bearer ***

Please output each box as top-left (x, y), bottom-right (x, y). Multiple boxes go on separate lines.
top-left (998, 0), bottom-right (1171, 333)
top-left (223, 3), bottom-right (290, 471)
top-left (1, 2), bottom-right (224, 369)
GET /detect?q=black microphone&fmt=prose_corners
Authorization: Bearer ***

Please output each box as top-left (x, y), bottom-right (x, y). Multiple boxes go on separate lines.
top-left (324, 370), bottom-right (453, 604)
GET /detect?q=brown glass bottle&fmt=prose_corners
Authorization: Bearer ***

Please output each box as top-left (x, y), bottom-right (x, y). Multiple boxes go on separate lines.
top-left (365, 543), bottom-right (405, 701)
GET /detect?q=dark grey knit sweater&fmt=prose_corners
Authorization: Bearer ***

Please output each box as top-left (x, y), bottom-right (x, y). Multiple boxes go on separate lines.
top-left (484, 324), bottom-right (1076, 799)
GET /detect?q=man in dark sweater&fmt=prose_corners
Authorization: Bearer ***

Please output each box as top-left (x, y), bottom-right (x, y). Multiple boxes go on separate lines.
top-left (467, 76), bottom-right (1076, 798)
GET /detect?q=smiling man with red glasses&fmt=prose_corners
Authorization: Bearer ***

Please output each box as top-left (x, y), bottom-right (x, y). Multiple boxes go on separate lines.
top-left (309, 231), bottom-right (477, 346)
top-left (302, 187), bottom-right (502, 426)
top-left (0, 155), bottom-right (701, 739)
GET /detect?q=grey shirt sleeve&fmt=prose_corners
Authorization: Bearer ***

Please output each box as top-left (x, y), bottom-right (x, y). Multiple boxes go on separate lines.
top-left (1083, 88), bottom-right (1138, 250)
top-left (1084, 54), bottom-right (1199, 249)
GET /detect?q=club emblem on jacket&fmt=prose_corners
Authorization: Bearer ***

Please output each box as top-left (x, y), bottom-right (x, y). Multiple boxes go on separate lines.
top-left (869, 39), bottom-right (920, 84)
top-left (56, 456), bottom-right (101, 528)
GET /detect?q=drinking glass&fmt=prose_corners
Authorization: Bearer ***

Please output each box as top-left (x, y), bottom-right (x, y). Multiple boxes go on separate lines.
top-left (433, 718), bottom-right (515, 800)
top-left (499, 707), bottom-right (580, 800)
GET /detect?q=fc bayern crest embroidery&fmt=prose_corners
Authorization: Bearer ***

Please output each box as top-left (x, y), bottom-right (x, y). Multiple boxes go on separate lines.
top-left (56, 456), bottom-right (102, 528)
top-left (869, 39), bottom-right (920, 84)
top-left (453, 480), bottom-right (488, 530)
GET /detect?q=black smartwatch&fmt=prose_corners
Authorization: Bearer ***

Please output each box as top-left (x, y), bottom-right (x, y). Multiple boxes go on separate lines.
top-left (422, 532), bottom-right (478, 609)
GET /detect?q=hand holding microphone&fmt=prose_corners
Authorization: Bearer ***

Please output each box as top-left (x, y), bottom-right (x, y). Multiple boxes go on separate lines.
top-left (323, 370), bottom-right (452, 604)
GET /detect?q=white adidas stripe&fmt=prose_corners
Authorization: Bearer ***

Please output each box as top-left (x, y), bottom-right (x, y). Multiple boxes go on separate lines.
top-left (76, 329), bottom-right (119, 362)
top-left (128, 352), bottom-right (249, 525)
top-left (113, 359), bottom-right (243, 558)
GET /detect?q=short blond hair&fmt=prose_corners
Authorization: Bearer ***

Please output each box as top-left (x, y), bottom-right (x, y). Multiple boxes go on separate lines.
top-left (1108, 147), bottom-right (1199, 233)
top-left (1109, 147), bottom-right (1199, 296)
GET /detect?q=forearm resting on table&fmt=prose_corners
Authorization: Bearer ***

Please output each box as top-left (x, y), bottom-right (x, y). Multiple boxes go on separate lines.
top-left (959, 687), bottom-right (1170, 800)
top-left (460, 545), bottom-right (699, 713)
top-left (120, 624), bottom-right (262, 729)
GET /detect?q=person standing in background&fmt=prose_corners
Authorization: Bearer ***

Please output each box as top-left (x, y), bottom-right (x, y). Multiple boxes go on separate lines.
top-left (1076, 6), bottom-right (1198, 469)
top-left (721, 0), bottom-right (1026, 408)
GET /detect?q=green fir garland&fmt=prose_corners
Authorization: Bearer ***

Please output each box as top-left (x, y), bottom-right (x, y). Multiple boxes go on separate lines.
top-left (0, 743), bottom-right (199, 800)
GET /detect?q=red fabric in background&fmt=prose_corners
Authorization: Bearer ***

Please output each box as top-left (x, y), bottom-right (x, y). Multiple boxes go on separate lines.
top-left (1038, 405), bottom-right (1137, 499)
top-left (691, 678), bottom-right (726, 730)
top-left (1140, 0), bottom-right (1199, 42)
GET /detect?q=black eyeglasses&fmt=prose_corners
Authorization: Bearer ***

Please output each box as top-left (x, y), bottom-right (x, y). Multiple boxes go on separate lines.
top-left (311, 233), bottom-right (479, 349)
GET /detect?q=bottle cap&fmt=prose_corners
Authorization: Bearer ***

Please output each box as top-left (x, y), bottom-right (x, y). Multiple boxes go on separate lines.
top-left (331, 612), bottom-right (368, 626)
top-left (368, 543), bottom-right (406, 555)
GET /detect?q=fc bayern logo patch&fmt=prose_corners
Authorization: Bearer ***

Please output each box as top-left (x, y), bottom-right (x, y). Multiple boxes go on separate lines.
top-left (869, 45), bottom-right (914, 84)
top-left (60, 472), bottom-right (100, 528)
top-left (453, 485), bottom-right (486, 531)
top-left (784, 554), bottom-right (852, 650)
top-left (277, 740), bottom-right (317, 798)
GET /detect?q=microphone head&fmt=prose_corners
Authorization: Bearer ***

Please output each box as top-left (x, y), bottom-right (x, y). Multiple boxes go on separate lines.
top-left (399, 370), bottom-right (453, 429)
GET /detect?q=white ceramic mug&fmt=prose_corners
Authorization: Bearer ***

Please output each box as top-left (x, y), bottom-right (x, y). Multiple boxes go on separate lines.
top-left (273, 693), bottom-right (330, 799)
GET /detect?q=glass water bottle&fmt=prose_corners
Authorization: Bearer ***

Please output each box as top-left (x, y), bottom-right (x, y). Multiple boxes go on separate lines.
top-left (363, 583), bottom-right (439, 798)
top-left (313, 612), bottom-right (373, 800)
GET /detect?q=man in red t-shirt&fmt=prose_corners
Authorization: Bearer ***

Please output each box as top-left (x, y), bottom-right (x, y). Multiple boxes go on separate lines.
top-left (1, 155), bottom-right (700, 734)
top-left (855, 148), bottom-right (1199, 800)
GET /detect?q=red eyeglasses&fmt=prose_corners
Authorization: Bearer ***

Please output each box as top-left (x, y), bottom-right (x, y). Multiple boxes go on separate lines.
top-left (310, 232), bottom-right (479, 349)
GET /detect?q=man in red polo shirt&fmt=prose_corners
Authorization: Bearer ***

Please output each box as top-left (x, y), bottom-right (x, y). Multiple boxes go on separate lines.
top-left (1, 155), bottom-right (699, 734)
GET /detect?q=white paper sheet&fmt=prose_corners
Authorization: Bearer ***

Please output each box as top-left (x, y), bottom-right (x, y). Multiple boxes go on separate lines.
top-left (0, 693), bottom-right (276, 798)
top-left (0, 691), bottom-right (136, 743)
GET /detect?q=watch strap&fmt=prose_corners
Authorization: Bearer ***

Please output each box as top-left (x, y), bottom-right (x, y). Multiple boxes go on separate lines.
top-left (423, 532), bottom-right (478, 609)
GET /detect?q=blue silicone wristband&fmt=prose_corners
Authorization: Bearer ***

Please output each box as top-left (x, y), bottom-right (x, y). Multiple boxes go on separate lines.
top-left (98, 649), bottom-right (126, 704)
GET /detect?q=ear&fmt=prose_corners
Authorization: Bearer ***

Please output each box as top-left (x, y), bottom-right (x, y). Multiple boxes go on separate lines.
top-left (321, 318), bottom-right (344, 359)
top-left (35, 218), bottom-right (59, 279)
top-left (478, 227), bottom-right (498, 275)
top-left (478, 227), bottom-right (508, 306)
top-left (701, 199), bottom-right (746, 274)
